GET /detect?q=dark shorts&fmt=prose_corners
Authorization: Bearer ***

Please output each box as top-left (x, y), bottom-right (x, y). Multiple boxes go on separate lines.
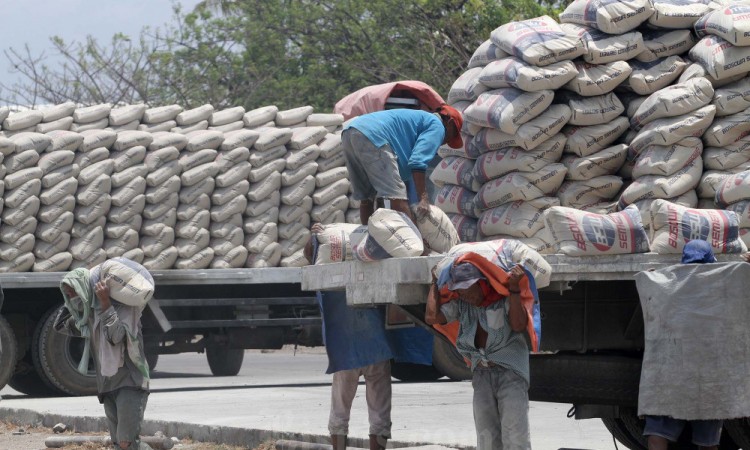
top-left (341, 128), bottom-right (408, 202)
top-left (643, 415), bottom-right (723, 446)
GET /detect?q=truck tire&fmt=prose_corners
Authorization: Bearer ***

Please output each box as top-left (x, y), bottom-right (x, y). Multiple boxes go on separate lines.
top-left (146, 352), bottom-right (159, 372)
top-left (390, 362), bottom-right (443, 382)
top-left (431, 336), bottom-right (471, 381)
top-left (0, 315), bottom-right (17, 391)
top-left (601, 418), bottom-right (646, 450)
top-left (33, 306), bottom-right (97, 396)
top-left (206, 343), bottom-right (244, 376)
top-left (8, 354), bottom-right (59, 397)
top-left (723, 419), bottom-right (749, 450)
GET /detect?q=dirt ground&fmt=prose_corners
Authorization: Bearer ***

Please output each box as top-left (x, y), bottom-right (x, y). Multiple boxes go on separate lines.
top-left (0, 420), bottom-right (273, 450)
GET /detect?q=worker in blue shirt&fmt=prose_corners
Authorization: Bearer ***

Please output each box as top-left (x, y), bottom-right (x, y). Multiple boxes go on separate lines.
top-left (342, 106), bottom-right (463, 225)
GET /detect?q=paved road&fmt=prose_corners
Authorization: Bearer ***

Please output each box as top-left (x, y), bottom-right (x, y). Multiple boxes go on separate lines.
top-left (0, 348), bottom-right (618, 450)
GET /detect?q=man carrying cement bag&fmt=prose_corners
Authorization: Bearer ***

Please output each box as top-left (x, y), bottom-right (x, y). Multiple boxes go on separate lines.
top-left (426, 252), bottom-right (539, 450)
top-left (637, 241), bottom-right (750, 450)
top-left (341, 106), bottom-right (463, 225)
top-left (54, 257), bottom-right (155, 450)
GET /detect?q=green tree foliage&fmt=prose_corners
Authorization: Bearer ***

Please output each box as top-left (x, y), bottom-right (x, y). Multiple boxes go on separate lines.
top-left (2, 0), bottom-right (570, 111)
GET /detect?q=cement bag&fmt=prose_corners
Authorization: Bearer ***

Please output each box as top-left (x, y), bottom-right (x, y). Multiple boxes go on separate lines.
top-left (704, 138), bottom-right (750, 170)
top-left (690, 35), bottom-right (750, 81)
top-left (75, 147), bottom-right (110, 170)
top-left (10, 133), bottom-right (52, 153)
top-left (242, 106), bottom-right (278, 128)
top-left (562, 144), bottom-right (628, 180)
top-left (112, 130), bottom-right (152, 152)
top-left (544, 204), bottom-right (650, 256)
top-left (276, 106), bottom-right (313, 126)
top-left (3, 111), bottom-right (42, 131)
top-left (565, 60), bottom-right (633, 97)
top-left (697, 170), bottom-right (732, 199)
top-left (618, 159), bottom-right (703, 208)
top-left (312, 179), bottom-right (350, 206)
top-left (351, 209), bottom-right (423, 261)
top-left (40, 101), bottom-right (75, 122)
top-left (478, 197), bottom-right (559, 238)
top-left (695, 5), bottom-right (750, 47)
top-left (560, 23), bottom-right (643, 64)
top-left (285, 145), bottom-right (321, 170)
top-left (313, 223), bottom-right (362, 264)
top-left (469, 110), bottom-right (569, 154)
top-left (209, 106), bottom-right (245, 127)
top-left (478, 58), bottom-right (578, 91)
top-left (179, 149), bottom-right (217, 172)
top-left (475, 164), bottom-right (567, 210)
top-left (278, 197), bottom-right (312, 224)
top-left (430, 156), bottom-right (480, 191)
top-left (628, 105), bottom-right (716, 156)
top-left (630, 77), bottom-right (714, 130)
top-left (446, 214), bottom-right (478, 242)
top-left (468, 39), bottom-right (509, 69)
top-left (632, 138), bottom-right (704, 178)
top-left (46, 131), bottom-right (83, 153)
top-left (472, 139), bottom-right (564, 183)
top-left (563, 116), bottom-right (630, 157)
top-left (649, 199), bottom-right (746, 254)
top-left (448, 67), bottom-right (489, 103)
top-left (317, 133), bottom-right (343, 159)
top-left (281, 175), bottom-right (316, 206)
top-left (635, 190), bottom-right (698, 228)
top-left (142, 105), bottom-right (182, 124)
top-left (249, 145), bottom-right (287, 167)
top-left (557, 176), bottom-right (624, 208)
top-left (677, 61), bottom-right (746, 88)
top-left (246, 242), bottom-right (282, 268)
top-left (175, 248), bottom-right (214, 270)
top-left (490, 16), bottom-right (586, 66)
top-left (715, 170), bottom-right (750, 207)
top-left (414, 205), bottom-right (460, 253)
top-left (463, 88), bottom-right (554, 134)
top-left (175, 104), bottom-right (214, 126)
top-left (712, 77), bottom-right (750, 117)
top-left (621, 57), bottom-right (687, 96)
top-left (559, 0), bottom-right (653, 34)
top-left (648, 0), bottom-right (711, 29)
top-left (472, 125), bottom-right (570, 158)
top-left (703, 107), bottom-right (750, 147)
top-left (445, 238), bottom-right (552, 288)
top-left (636, 29), bottom-right (698, 63)
top-left (556, 91), bottom-right (624, 126)
top-left (435, 184), bottom-right (479, 218)
top-left (37, 116), bottom-right (72, 133)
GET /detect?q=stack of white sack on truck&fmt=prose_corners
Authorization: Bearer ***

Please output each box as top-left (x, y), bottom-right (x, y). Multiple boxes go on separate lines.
top-left (0, 102), bottom-right (359, 271)
top-left (435, 0), bottom-right (750, 258)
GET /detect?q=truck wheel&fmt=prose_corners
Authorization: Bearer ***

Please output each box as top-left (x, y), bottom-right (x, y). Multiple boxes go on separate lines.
top-left (390, 362), bottom-right (443, 382)
top-left (0, 315), bottom-right (17, 391)
top-left (601, 418), bottom-right (646, 450)
top-left (206, 343), bottom-right (244, 376)
top-left (723, 419), bottom-right (749, 450)
top-left (431, 336), bottom-right (471, 381)
top-left (146, 352), bottom-right (159, 372)
top-left (33, 306), bottom-right (97, 396)
top-left (8, 354), bottom-right (59, 397)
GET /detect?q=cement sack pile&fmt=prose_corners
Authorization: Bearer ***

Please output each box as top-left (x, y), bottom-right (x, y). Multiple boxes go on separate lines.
top-left (0, 100), bottom-right (359, 271)
top-left (105, 131), bottom-right (151, 265)
top-left (434, 2), bottom-right (750, 255)
top-left (714, 170), bottom-right (750, 249)
top-left (440, 14), bottom-right (586, 252)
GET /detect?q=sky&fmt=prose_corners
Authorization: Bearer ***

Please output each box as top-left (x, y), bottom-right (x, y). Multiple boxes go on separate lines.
top-left (0, 0), bottom-right (203, 88)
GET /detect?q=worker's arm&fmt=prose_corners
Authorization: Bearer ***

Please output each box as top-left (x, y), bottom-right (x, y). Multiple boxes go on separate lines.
top-left (426, 266), bottom-right (451, 325)
top-left (412, 171), bottom-right (430, 218)
top-left (96, 282), bottom-right (141, 345)
top-left (507, 265), bottom-right (529, 333)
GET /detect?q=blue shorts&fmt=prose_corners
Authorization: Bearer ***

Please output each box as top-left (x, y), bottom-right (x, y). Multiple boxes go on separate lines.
top-left (643, 415), bottom-right (723, 446)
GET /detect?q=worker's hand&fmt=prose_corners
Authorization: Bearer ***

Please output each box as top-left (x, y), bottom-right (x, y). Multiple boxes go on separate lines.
top-left (743, 252), bottom-right (750, 264)
top-left (95, 281), bottom-right (111, 310)
top-left (508, 265), bottom-right (525, 292)
top-left (311, 223), bottom-right (324, 234)
top-left (431, 266), bottom-right (439, 283)
top-left (415, 197), bottom-right (431, 221)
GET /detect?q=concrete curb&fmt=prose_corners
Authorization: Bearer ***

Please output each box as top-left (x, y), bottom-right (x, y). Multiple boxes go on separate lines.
top-left (0, 407), bottom-right (473, 450)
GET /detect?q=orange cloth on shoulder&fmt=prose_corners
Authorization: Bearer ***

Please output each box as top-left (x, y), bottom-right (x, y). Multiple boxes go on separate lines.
top-left (432, 252), bottom-right (538, 353)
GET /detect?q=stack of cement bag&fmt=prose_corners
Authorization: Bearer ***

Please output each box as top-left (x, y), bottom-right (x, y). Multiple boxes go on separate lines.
top-left (431, 1), bottom-right (750, 257)
top-left (0, 102), bottom-right (350, 272)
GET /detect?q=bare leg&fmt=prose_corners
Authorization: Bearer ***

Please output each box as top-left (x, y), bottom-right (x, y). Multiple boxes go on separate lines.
top-left (648, 435), bottom-right (669, 450)
top-left (331, 434), bottom-right (347, 450)
top-left (369, 434), bottom-right (387, 450)
top-left (388, 199), bottom-right (414, 222)
top-left (359, 199), bottom-right (375, 225)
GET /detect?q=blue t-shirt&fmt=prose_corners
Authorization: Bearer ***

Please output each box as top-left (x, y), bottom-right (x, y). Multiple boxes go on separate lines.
top-left (346, 109), bottom-right (445, 183)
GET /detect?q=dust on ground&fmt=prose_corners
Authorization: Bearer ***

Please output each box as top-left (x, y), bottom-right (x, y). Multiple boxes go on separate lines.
top-left (0, 420), bottom-right (273, 450)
